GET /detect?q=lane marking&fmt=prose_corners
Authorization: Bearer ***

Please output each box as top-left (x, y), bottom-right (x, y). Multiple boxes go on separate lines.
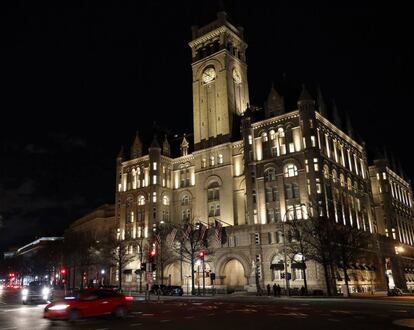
top-left (160, 320), bottom-right (171, 322)
top-left (130, 323), bottom-right (143, 327)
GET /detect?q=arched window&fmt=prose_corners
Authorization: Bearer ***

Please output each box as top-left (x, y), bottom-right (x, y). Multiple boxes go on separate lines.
top-left (323, 165), bottom-right (330, 179)
top-left (163, 195), bottom-right (170, 206)
top-left (207, 182), bottom-right (221, 219)
top-left (181, 195), bottom-right (190, 206)
top-left (332, 169), bottom-right (337, 183)
top-left (210, 156), bottom-right (215, 166)
top-left (138, 195), bottom-right (145, 206)
top-left (347, 178), bottom-right (352, 191)
top-left (340, 174), bottom-right (345, 187)
top-left (218, 154), bottom-right (223, 164)
top-left (292, 253), bottom-right (305, 280)
top-left (284, 163), bottom-right (298, 177)
top-left (269, 130), bottom-right (276, 140)
top-left (271, 254), bottom-right (285, 280)
top-left (265, 168), bottom-right (276, 182)
top-left (261, 132), bottom-right (268, 142)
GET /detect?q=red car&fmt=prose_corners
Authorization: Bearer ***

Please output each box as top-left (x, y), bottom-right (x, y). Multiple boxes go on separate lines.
top-left (44, 289), bottom-right (133, 321)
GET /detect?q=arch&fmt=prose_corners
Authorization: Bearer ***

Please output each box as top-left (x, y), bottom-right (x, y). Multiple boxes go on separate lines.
top-left (194, 59), bottom-right (224, 78)
top-left (222, 259), bottom-right (247, 288)
top-left (323, 164), bottom-right (330, 179)
top-left (264, 167), bottom-right (277, 182)
top-left (283, 163), bottom-right (298, 177)
top-left (215, 252), bottom-right (251, 281)
top-left (162, 195), bottom-right (170, 206)
top-left (204, 175), bottom-right (223, 189)
top-left (137, 195), bottom-right (145, 206)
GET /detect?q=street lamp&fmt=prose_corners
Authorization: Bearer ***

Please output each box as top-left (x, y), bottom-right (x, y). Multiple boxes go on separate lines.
top-left (395, 246), bottom-right (404, 255)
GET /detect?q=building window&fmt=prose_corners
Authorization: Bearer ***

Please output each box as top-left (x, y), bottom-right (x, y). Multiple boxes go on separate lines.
top-left (382, 172), bottom-right (387, 180)
top-left (182, 195), bottom-right (190, 206)
top-left (210, 156), bottom-right (215, 166)
top-left (202, 158), bottom-right (207, 168)
top-left (262, 132), bottom-right (268, 142)
top-left (305, 159), bottom-right (309, 173)
top-left (152, 192), bottom-right (157, 203)
top-left (163, 195), bottom-right (170, 206)
top-left (265, 168), bottom-right (276, 182)
top-left (138, 195), bottom-right (145, 205)
top-left (153, 175), bottom-right (157, 185)
top-left (153, 162), bottom-right (157, 170)
top-left (248, 135), bottom-right (253, 145)
top-left (316, 178), bottom-right (322, 194)
top-left (313, 158), bottom-right (319, 171)
top-left (218, 154), bottom-right (223, 164)
top-left (284, 163), bottom-right (298, 177)
top-left (311, 136), bottom-right (316, 147)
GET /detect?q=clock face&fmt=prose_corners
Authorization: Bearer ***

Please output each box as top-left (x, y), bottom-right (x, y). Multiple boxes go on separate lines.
top-left (202, 67), bottom-right (216, 84)
top-left (232, 68), bottom-right (241, 84)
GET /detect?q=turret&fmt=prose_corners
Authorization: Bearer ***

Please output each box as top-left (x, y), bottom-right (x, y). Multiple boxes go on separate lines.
top-left (162, 135), bottom-right (171, 157)
top-left (180, 134), bottom-right (189, 156)
top-left (130, 131), bottom-right (143, 159)
top-left (264, 83), bottom-right (284, 118)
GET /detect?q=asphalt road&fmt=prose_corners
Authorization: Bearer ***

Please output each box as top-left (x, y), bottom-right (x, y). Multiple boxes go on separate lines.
top-left (1, 288), bottom-right (414, 330)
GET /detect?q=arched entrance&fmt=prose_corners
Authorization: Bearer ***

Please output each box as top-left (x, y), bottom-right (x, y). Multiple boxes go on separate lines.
top-left (164, 262), bottom-right (182, 286)
top-left (223, 259), bottom-right (246, 289)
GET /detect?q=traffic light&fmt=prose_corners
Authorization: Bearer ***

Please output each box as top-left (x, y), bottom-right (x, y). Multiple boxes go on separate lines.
top-left (198, 251), bottom-right (205, 260)
top-left (60, 268), bottom-right (66, 275)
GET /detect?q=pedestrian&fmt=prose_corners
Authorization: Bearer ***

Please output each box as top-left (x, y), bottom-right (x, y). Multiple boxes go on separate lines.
top-left (300, 285), bottom-right (306, 296)
top-left (266, 283), bottom-right (271, 296)
top-left (276, 284), bottom-right (281, 296)
top-left (272, 283), bottom-right (277, 297)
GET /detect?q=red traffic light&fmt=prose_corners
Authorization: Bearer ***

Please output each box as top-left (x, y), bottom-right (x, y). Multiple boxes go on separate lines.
top-left (150, 250), bottom-right (156, 257)
top-left (60, 268), bottom-right (66, 275)
top-left (198, 251), bottom-right (204, 258)
top-left (8, 273), bottom-right (15, 277)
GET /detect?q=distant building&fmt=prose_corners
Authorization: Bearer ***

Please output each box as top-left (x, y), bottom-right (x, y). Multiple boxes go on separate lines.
top-left (113, 11), bottom-right (414, 294)
top-left (16, 237), bottom-right (63, 257)
top-left (65, 204), bottom-right (115, 288)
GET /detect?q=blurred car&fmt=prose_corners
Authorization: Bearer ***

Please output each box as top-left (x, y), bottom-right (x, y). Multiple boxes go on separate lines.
top-left (43, 289), bottom-right (133, 321)
top-left (167, 286), bottom-right (183, 296)
top-left (22, 281), bottom-right (53, 304)
top-left (150, 284), bottom-right (168, 295)
top-left (388, 287), bottom-right (403, 296)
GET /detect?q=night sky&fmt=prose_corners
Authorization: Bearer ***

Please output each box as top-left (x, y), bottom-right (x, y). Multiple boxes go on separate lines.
top-left (0, 1), bottom-right (412, 253)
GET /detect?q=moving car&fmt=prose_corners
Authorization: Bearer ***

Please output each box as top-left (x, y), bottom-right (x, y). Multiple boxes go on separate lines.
top-left (387, 287), bottom-right (403, 296)
top-left (44, 289), bottom-right (133, 321)
top-left (167, 286), bottom-right (184, 296)
top-left (22, 281), bottom-right (53, 304)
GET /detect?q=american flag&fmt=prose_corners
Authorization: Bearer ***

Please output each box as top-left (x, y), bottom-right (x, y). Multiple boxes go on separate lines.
top-left (182, 224), bottom-right (192, 240)
top-left (166, 228), bottom-right (177, 247)
top-left (214, 220), bottom-right (222, 246)
top-left (155, 232), bottom-right (161, 245)
top-left (198, 223), bottom-right (207, 241)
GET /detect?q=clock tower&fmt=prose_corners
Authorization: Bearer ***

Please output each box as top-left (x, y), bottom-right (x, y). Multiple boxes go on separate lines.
top-left (189, 11), bottom-right (250, 150)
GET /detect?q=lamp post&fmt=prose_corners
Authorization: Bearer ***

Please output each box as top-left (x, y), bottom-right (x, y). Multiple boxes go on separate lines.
top-left (282, 207), bottom-right (292, 296)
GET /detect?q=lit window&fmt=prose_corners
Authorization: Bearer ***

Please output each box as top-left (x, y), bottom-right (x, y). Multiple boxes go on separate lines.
top-left (153, 175), bottom-right (157, 185)
top-left (218, 154), bottom-right (223, 164)
top-left (210, 156), bottom-right (215, 166)
top-left (284, 164), bottom-right (298, 177)
top-left (311, 136), bottom-right (316, 147)
top-left (305, 159), bottom-right (309, 173)
top-left (163, 195), bottom-right (170, 206)
top-left (313, 158), bottom-right (319, 171)
top-left (153, 162), bottom-right (157, 170)
top-left (202, 158), bottom-right (207, 168)
top-left (303, 137), bottom-right (307, 149)
top-left (376, 173), bottom-right (380, 180)
top-left (289, 143), bottom-right (295, 153)
top-left (382, 172), bottom-right (387, 180)
top-left (269, 130), bottom-right (276, 140)
top-left (262, 132), bottom-right (268, 142)
top-left (248, 135), bottom-right (253, 145)
top-left (138, 195), bottom-right (145, 205)
top-left (130, 211), bottom-right (134, 223)
top-left (152, 192), bottom-right (157, 203)
top-left (316, 178), bottom-right (322, 194)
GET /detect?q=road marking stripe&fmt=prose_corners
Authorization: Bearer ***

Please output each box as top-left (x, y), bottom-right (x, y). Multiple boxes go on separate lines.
top-left (130, 323), bottom-right (143, 327)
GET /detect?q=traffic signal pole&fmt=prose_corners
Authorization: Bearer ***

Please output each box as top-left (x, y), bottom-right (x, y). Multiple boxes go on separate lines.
top-left (202, 257), bottom-right (205, 296)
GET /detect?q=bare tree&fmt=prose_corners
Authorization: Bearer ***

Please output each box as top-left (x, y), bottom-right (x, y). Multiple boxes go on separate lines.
top-left (99, 231), bottom-right (135, 291)
top-left (169, 220), bottom-right (212, 295)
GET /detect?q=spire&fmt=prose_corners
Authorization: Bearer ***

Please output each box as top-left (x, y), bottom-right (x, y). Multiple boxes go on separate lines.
top-left (345, 113), bottom-right (354, 139)
top-left (264, 82), bottom-right (284, 118)
top-left (180, 134), bottom-right (189, 156)
top-left (117, 146), bottom-right (125, 162)
top-left (332, 99), bottom-right (342, 129)
top-left (150, 134), bottom-right (160, 149)
top-left (130, 131), bottom-right (143, 159)
top-left (162, 134), bottom-right (171, 157)
top-left (316, 85), bottom-right (328, 117)
top-left (298, 84), bottom-right (313, 102)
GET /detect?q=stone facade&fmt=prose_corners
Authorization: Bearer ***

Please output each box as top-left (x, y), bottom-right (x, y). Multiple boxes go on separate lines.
top-left (113, 12), bottom-right (414, 294)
